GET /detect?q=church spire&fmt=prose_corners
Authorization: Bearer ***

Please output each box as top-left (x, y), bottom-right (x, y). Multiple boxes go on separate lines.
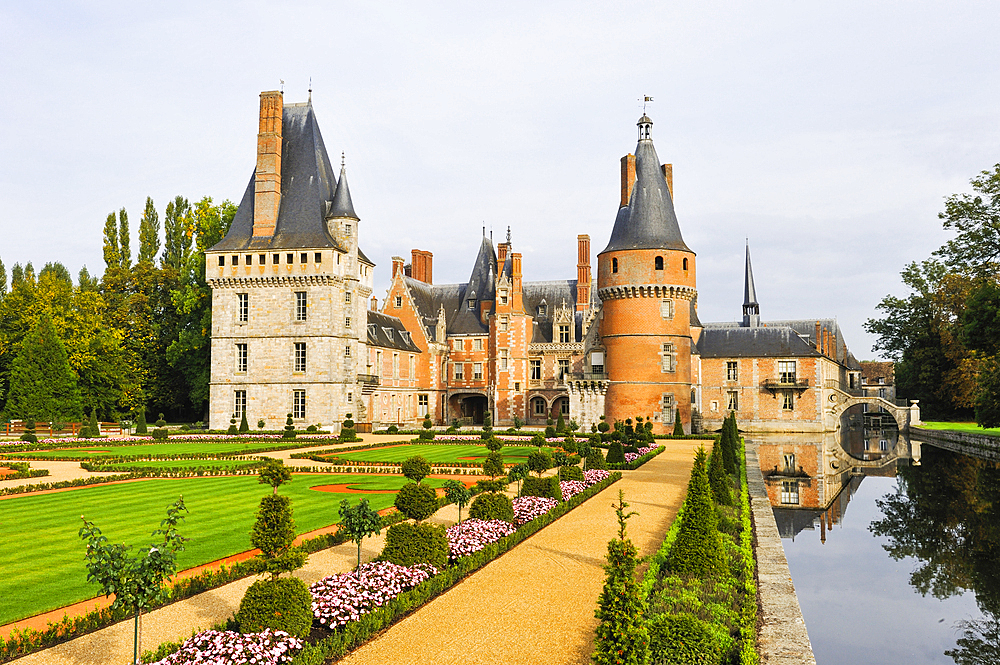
top-left (742, 242), bottom-right (760, 328)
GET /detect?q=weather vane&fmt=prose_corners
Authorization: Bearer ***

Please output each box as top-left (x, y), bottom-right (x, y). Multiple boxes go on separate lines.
top-left (308, 77), bottom-right (312, 103)
top-left (280, 79), bottom-right (285, 93)
top-left (641, 95), bottom-right (654, 114)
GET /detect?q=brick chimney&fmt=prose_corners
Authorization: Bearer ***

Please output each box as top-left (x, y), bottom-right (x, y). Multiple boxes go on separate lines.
top-left (497, 242), bottom-right (509, 266)
top-left (410, 249), bottom-right (433, 284)
top-left (391, 256), bottom-right (405, 278)
top-left (576, 234), bottom-right (590, 312)
top-left (253, 91), bottom-right (283, 238)
top-left (620, 154), bottom-right (636, 207)
top-left (815, 322), bottom-right (822, 353)
top-left (661, 164), bottom-right (673, 199)
top-left (511, 253), bottom-right (523, 311)
top-left (371, 296), bottom-right (378, 310)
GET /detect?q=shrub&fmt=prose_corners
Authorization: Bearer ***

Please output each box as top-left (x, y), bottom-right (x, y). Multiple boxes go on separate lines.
top-left (597, 416), bottom-right (610, 433)
top-left (89, 409), bottom-right (100, 436)
top-left (585, 447), bottom-right (607, 471)
top-left (481, 411), bottom-right (493, 439)
top-left (544, 425), bottom-right (556, 438)
top-left (521, 475), bottom-right (561, 500)
top-left (283, 413), bottom-right (296, 439)
top-left (251, 494), bottom-right (306, 577)
top-left (227, 418), bottom-right (238, 435)
top-left (418, 413), bottom-right (433, 441)
top-left (648, 612), bottom-right (724, 665)
top-left (485, 435), bottom-right (503, 452)
top-left (20, 418), bottom-right (37, 443)
top-left (527, 449), bottom-right (552, 477)
top-left (559, 465), bottom-right (584, 481)
top-left (672, 408), bottom-right (684, 435)
top-left (531, 432), bottom-right (546, 448)
top-left (257, 418), bottom-right (266, 430)
top-left (563, 437), bottom-right (578, 454)
top-left (513, 415), bottom-right (523, 430)
top-left (708, 440), bottom-right (733, 506)
top-left (380, 522), bottom-right (448, 569)
top-left (668, 447), bottom-right (725, 578)
top-left (469, 492), bottom-right (514, 523)
top-left (151, 428), bottom-right (168, 441)
top-left (401, 456), bottom-right (431, 484)
top-left (236, 576), bottom-right (313, 639)
top-left (155, 413), bottom-right (166, 428)
top-left (556, 413), bottom-right (566, 433)
top-left (340, 413), bottom-right (357, 441)
top-left (135, 408), bottom-right (148, 435)
top-left (482, 451), bottom-right (504, 479)
top-left (77, 423), bottom-right (91, 439)
top-left (606, 440), bottom-right (625, 465)
top-left (387, 424), bottom-right (399, 434)
top-left (306, 424), bottom-right (317, 432)
top-left (239, 411), bottom-right (251, 434)
top-left (394, 482), bottom-right (438, 522)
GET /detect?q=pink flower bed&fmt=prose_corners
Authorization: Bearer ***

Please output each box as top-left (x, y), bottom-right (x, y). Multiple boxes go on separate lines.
top-left (148, 628), bottom-right (303, 665)
top-left (511, 495), bottom-right (559, 525)
top-left (446, 519), bottom-right (516, 560)
top-left (560, 480), bottom-right (588, 501)
top-left (310, 561), bottom-right (437, 627)
top-left (584, 469), bottom-right (611, 485)
top-left (623, 444), bottom-right (663, 463)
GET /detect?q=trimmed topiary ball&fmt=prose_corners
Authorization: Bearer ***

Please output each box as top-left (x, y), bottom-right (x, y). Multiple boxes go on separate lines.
top-left (394, 482), bottom-right (439, 522)
top-left (381, 522), bottom-right (448, 569)
top-left (236, 576), bottom-right (313, 639)
top-left (606, 440), bottom-right (625, 465)
top-left (469, 492), bottom-right (514, 523)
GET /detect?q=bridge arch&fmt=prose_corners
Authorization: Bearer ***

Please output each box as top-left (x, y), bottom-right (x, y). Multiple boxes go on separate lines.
top-left (825, 388), bottom-right (920, 432)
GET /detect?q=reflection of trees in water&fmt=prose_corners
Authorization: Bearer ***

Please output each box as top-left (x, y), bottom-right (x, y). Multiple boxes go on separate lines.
top-left (869, 445), bottom-right (1000, 661)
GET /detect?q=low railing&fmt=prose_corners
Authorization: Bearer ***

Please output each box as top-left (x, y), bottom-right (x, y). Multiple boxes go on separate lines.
top-left (356, 374), bottom-right (380, 385)
top-left (761, 378), bottom-right (810, 390)
top-left (569, 371), bottom-right (608, 381)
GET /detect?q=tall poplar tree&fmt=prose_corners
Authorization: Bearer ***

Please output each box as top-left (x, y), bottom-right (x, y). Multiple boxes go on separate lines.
top-left (138, 197), bottom-right (161, 265)
top-left (0, 257), bottom-right (6, 301)
top-left (118, 208), bottom-right (132, 273)
top-left (5, 314), bottom-right (82, 422)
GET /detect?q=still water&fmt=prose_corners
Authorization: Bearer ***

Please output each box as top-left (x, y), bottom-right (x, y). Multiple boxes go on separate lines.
top-left (758, 418), bottom-right (999, 665)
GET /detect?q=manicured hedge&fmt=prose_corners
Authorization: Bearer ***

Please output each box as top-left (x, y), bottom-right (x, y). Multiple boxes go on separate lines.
top-left (0, 462), bottom-right (49, 481)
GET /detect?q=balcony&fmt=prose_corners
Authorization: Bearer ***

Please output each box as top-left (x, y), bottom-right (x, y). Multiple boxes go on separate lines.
top-left (761, 377), bottom-right (809, 393)
top-left (569, 371), bottom-right (608, 381)
top-left (357, 374), bottom-right (380, 395)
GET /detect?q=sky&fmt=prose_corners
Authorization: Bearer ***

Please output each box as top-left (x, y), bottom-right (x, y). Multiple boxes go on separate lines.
top-left (2, 1), bottom-right (999, 359)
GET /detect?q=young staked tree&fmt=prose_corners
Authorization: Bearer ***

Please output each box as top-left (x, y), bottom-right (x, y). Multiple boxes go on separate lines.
top-left (252, 460), bottom-right (305, 577)
top-left (443, 479), bottom-right (472, 527)
top-left (5, 313), bottom-right (82, 422)
top-left (80, 496), bottom-right (188, 665)
top-left (593, 490), bottom-right (649, 665)
top-left (338, 498), bottom-right (382, 569)
top-left (668, 447), bottom-right (725, 578)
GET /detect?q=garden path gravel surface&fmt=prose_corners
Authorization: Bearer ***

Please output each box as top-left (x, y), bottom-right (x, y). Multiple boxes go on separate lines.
top-left (10, 438), bottom-right (699, 665)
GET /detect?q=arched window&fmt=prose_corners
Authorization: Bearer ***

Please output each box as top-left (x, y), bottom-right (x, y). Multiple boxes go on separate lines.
top-left (683, 257), bottom-right (689, 270)
top-left (655, 256), bottom-right (663, 270)
top-left (612, 258), bottom-right (618, 273)
top-left (558, 397), bottom-right (570, 415)
top-left (531, 397), bottom-right (546, 417)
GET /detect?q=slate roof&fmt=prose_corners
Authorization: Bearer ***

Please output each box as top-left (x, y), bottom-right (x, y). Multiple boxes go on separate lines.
top-left (366, 310), bottom-right (421, 352)
top-left (697, 326), bottom-right (823, 359)
top-left (211, 102), bottom-right (370, 261)
top-left (700, 318), bottom-right (860, 368)
top-left (690, 298), bottom-right (703, 328)
top-left (600, 117), bottom-right (692, 255)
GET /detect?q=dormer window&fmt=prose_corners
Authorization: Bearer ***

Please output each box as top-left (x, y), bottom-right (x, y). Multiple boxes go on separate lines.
top-left (383, 327), bottom-right (394, 341)
top-left (499, 289), bottom-right (508, 305)
top-left (537, 302), bottom-right (547, 317)
top-left (468, 299), bottom-right (476, 310)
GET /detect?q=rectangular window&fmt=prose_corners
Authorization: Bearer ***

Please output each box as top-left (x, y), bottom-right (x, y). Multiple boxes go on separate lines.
top-left (782, 390), bottom-right (794, 411)
top-left (560, 398), bottom-right (569, 415)
top-left (499, 289), bottom-right (508, 305)
top-left (558, 325), bottom-right (570, 343)
top-left (259, 254), bottom-right (266, 265)
top-left (590, 351), bottom-right (604, 374)
top-left (294, 342), bottom-right (306, 373)
top-left (418, 394), bottom-right (429, 412)
top-left (345, 292), bottom-right (352, 304)
top-left (347, 392), bottom-right (353, 403)
top-left (393, 353), bottom-right (400, 378)
top-left (237, 293), bottom-right (249, 322)
top-left (218, 256), bottom-right (225, 266)
top-left (514, 382), bottom-right (520, 391)
top-left (780, 481), bottom-right (799, 505)
top-left (345, 316), bottom-right (351, 328)
top-left (236, 343), bottom-right (248, 373)
top-left (530, 359), bottom-right (541, 380)
top-left (661, 343), bottom-right (676, 373)
top-left (273, 253), bottom-right (280, 264)
top-left (294, 292), bottom-right (307, 321)
top-left (726, 390), bottom-right (739, 411)
top-left (778, 360), bottom-right (796, 384)
top-left (662, 393), bottom-right (674, 421)
top-left (314, 252), bottom-right (322, 263)
top-left (533, 398), bottom-right (545, 416)
top-left (345, 344), bottom-right (351, 357)
top-left (293, 390), bottom-right (306, 419)
top-left (783, 454), bottom-right (796, 473)
top-left (474, 362), bottom-right (483, 380)
top-left (409, 355), bottom-right (415, 378)
top-left (660, 299), bottom-right (674, 319)
top-left (394, 296), bottom-right (402, 308)
top-left (475, 338), bottom-right (483, 351)
top-left (234, 390), bottom-right (246, 419)
top-left (499, 316), bottom-right (508, 332)
top-left (454, 363), bottom-right (464, 380)
top-left (455, 339), bottom-right (464, 351)
top-left (558, 358), bottom-right (569, 380)
top-left (286, 253), bottom-right (294, 264)
top-left (726, 361), bottom-right (738, 382)
top-left (500, 349), bottom-right (508, 370)
top-left (231, 255), bottom-right (238, 265)
top-left (300, 252), bottom-right (308, 263)
top-left (245, 254), bottom-right (252, 265)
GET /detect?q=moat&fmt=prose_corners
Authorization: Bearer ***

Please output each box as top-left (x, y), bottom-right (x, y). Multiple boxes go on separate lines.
top-left (757, 413), bottom-right (1000, 664)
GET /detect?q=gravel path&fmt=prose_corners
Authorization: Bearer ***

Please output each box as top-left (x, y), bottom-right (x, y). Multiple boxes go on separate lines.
top-left (10, 439), bottom-right (699, 665)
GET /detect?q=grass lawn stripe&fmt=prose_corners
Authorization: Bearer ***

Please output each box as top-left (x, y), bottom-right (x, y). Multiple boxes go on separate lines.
top-left (2, 440), bottom-right (325, 460)
top-left (330, 443), bottom-right (539, 464)
top-left (0, 474), bottom-right (445, 625)
top-left (92, 459), bottom-right (264, 471)
top-left (919, 421), bottom-right (1000, 436)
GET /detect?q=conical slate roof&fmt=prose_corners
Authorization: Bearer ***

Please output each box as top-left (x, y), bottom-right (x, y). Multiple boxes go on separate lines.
top-left (212, 102), bottom-right (344, 251)
top-left (465, 235), bottom-right (498, 304)
top-left (600, 117), bottom-right (691, 255)
top-left (744, 244), bottom-right (758, 308)
top-left (329, 162), bottom-right (358, 219)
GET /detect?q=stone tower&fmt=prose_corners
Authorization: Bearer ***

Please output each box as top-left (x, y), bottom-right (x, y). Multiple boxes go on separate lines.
top-left (597, 114), bottom-right (697, 434)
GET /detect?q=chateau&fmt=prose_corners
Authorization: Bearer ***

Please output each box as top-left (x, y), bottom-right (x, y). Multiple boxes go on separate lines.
top-left (206, 91), bottom-right (864, 434)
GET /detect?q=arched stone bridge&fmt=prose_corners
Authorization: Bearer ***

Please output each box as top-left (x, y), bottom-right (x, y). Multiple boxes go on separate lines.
top-left (824, 387), bottom-right (921, 432)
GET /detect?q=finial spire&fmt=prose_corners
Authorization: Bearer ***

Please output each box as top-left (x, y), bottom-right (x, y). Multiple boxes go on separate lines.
top-left (308, 77), bottom-right (312, 103)
top-left (341, 151), bottom-right (345, 169)
top-left (742, 242), bottom-right (760, 327)
top-left (506, 225), bottom-right (511, 245)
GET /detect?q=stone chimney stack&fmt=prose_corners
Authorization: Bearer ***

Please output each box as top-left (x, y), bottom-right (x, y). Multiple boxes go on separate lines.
top-left (371, 296), bottom-right (378, 310)
top-left (661, 163), bottom-right (673, 199)
top-left (576, 234), bottom-right (591, 312)
top-left (620, 154), bottom-right (636, 207)
top-left (253, 91), bottom-right (283, 238)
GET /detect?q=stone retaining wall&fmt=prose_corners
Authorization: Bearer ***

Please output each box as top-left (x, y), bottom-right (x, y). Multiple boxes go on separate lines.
top-left (747, 442), bottom-right (817, 664)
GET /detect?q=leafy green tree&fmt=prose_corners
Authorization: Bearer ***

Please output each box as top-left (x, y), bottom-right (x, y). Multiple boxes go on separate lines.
top-left (556, 412), bottom-right (566, 433)
top-left (163, 196), bottom-right (192, 273)
top-left (0, 256), bottom-right (6, 301)
top-left (258, 458), bottom-right (292, 494)
top-left (974, 356), bottom-right (1000, 428)
top-left (401, 455), bottom-right (431, 483)
top-left (528, 449), bottom-right (552, 477)
top-left (593, 490), bottom-right (649, 665)
top-left (138, 197), bottom-right (161, 265)
top-left (251, 493), bottom-right (306, 577)
top-left (934, 164), bottom-right (1000, 277)
top-left (606, 439), bottom-right (625, 465)
top-left (443, 479), bottom-right (472, 525)
top-left (506, 464), bottom-right (529, 496)
top-left (483, 451), bottom-right (504, 480)
top-left (4, 314), bottom-right (82, 422)
top-left (338, 498), bottom-right (382, 569)
top-left (79, 496), bottom-right (187, 665)
top-left (394, 482), bottom-right (438, 522)
top-left (668, 447), bottom-right (725, 578)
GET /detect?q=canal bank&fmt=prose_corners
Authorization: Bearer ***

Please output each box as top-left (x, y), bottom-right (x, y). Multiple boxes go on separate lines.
top-left (747, 442), bottom-right (818, 664)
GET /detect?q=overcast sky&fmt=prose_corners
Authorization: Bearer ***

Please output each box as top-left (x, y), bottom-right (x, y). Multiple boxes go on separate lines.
top-left (2, 1), bottom-right (998, 359)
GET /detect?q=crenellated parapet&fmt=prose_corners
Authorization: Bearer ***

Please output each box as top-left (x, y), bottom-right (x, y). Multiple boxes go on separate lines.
top-left (598, 284), bottom-right (697, 302)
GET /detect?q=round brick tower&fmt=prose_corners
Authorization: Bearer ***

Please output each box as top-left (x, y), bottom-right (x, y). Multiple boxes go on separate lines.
top-left (597, 115), bottom-right (696, 434)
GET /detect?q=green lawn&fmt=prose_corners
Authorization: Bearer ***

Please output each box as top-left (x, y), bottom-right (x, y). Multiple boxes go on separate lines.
top-left (92, 458), bottom-right (265, 471)
top-left (329, 443), bottom-right (538, 465)
top-left (919, 421), bottom-right (1000, 437)
top-left (2, 440), bottom-right (319, 461)
top-left (0, 473), bottom-right (445, 625)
